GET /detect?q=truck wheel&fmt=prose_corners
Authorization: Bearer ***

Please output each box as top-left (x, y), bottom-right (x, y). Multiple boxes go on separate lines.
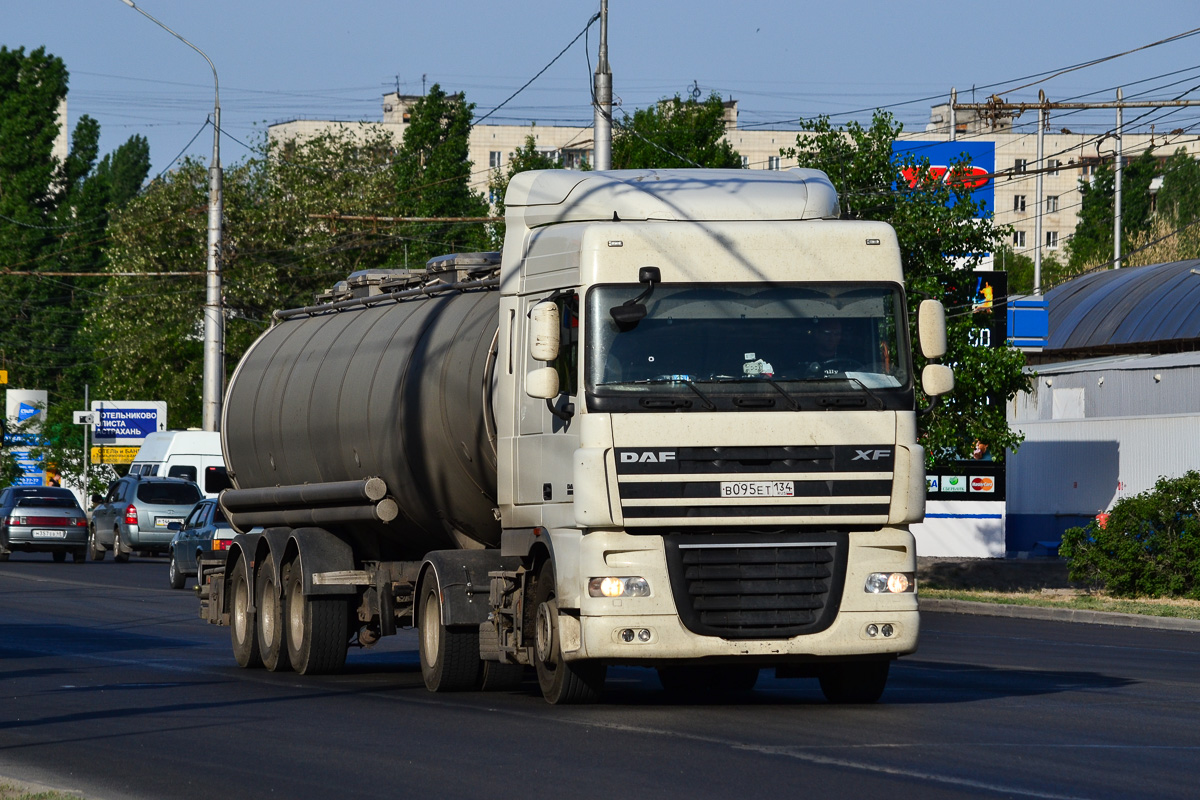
top-left (168, 551), bottom-right (186, 589)
top-left (257, 558), bottom-right (291, 672)
top-left (657, 665), bottom-right (759, 697)
top-left (819, 660), bottom-right (890, 704)
top-left (533, 561), bottom-right (605, 705)
top-left (88, 526), bottom-right (105, 561)
top-left (112, 530), bottom-right (129, 563)
top-left (418, 578), bottom-right (481, 691)
top-left (229, 556), bottom-right (262, 669)
top-left (283, 560), bottom-right (347, 675)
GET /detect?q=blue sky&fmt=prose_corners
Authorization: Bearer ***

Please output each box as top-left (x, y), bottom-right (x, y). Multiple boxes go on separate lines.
top-left (7, 1), bottom-right (1200, 174)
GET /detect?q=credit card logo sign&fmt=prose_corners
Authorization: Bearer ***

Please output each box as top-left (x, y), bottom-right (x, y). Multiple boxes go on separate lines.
top-left (926, 475), bottom-right (939, 492)
top-left (970, 476), bottom-right (995, 493)
top-left (942, 475), bottom-right (967, 493)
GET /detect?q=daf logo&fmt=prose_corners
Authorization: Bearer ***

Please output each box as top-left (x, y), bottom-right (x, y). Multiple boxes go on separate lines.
top-left (852, 449), bottom-right (892, 461)
top-left (620, 451), bottom-right (676, 463)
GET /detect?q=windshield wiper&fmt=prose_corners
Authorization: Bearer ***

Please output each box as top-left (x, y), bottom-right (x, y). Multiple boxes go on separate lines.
top-left (626, 378), bottom-right (716, 410)
top-left (705, 376), bottom-right (800, 410)
top-left (808, 375), bottom-right (886, 410)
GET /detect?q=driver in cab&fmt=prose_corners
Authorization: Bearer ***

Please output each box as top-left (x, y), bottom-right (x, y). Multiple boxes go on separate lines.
top-left (804, 318), bottom-right (857, 378)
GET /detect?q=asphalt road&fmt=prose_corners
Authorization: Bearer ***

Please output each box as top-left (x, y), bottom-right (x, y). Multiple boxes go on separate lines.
top-left (2, 553), bottom-right (1199, 800)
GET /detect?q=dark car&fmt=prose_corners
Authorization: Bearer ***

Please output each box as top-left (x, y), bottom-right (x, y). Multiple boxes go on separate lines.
top-left (89, 475), bottom-right (203, 561)
top-left (167, 498), bottom-right (237, 589)
top-left (0, 486), bottom-right (89, 562)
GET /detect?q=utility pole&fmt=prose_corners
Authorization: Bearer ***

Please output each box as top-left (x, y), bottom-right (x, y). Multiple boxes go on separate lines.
top-left (120, 0), bottom-right (224, 432)
top-left (1034, 90), bottom-right (1046, 295)
top-left (593, 0), bottom-right (612, 170)
top-left (949, 88), bottom-right (957, 142)
top-left (1114, 87), bottom-right (1124, 270)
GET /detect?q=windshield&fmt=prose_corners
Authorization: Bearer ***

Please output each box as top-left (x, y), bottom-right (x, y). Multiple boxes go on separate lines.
top-left (137, 482), bottom-right (201, 505)
top-left (586, 283), bottom-right (911, 411)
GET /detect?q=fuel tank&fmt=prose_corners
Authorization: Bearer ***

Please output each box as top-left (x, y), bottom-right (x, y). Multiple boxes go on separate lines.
top-left (221, 285), bottom-right (501, 559)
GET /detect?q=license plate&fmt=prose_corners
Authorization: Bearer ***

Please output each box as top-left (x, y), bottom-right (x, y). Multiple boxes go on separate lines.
top-left (32, 529), bottom-right (67, 538)
top-left (155, 517), bottom-right (183, 529)
top-left (719, 481), bottom-right (794, 498)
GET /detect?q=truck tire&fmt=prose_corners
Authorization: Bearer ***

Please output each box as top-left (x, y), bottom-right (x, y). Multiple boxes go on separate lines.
top-left (819, 659), bottom-right (890, 704)
top-left (418, 578), bottom-right (482, 691)
top-left (229, 556), bottom-right (263, 669)
top-left (168, 552), bottom-right (186, 589)
top-left (257, 558), bottom-right (291, 672)
top-left (533, 560), bottom-right (606, 705)
top-left (657, 665), bottom-right (759, 697)
top-left (112, 530), bottom-right (129, 563)
top-left (88, 526), bottom-right (105, 561)
top-left (283, 560), bottom-right (347, 675)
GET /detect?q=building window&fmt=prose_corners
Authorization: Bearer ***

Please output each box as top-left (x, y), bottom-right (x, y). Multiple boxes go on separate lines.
top-left (1049, 159), bottom-right (1062, 176)
top-left (767, 156), bottom-right (781, 171)
top-left (1014, 195), bottom-right (1026, 213)
top-left (1014, 158), bottom-right (1028, 174)
top-left (1013, 230), bottom-right (1026, 248)
top-left (1046, 195), bottom-right (1059, 213)
top-left (489, 151), bottom-right (502, 169)
top-left (1046, 231), bottom-right (1059, 249)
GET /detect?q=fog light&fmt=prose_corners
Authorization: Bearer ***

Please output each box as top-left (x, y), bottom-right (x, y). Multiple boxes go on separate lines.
top-left (589, 576), bottom-right (651, 597)
top-left (881, 623), bottom-right (894, 637)
top-left (620, 629), bottom-right (635, 642)
top-left (864, 572), bottom-right (915, 593)
top-left (866, 624), bottom-right (879, 637)
top-left (637, 628), bottom-right (651, 642)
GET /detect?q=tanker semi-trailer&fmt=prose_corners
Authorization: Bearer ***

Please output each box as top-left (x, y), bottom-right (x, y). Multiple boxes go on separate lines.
top-left (199, 168), bottom-right (954, 704)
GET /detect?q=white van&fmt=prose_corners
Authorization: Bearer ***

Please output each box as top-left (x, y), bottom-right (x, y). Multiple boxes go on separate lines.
top-left (128, 431), bottom-right (230, 498)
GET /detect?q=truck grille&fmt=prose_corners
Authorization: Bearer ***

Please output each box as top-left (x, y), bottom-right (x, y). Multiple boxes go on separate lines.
top-left (615, 445), bottom-right (893, 526)
top-left (664, 533), bottom-right (847, 639)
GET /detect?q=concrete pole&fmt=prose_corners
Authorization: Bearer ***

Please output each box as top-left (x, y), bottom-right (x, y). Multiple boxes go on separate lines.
top-left (1034, 91), bottom-right (1046, 295)
top-left (593, 0), bottom-right (612, 170)
top-left (949, 88), bottom-right (957, 141)
top-left (120, 0), bottom-right (224, 430)
top-left (1114, 87), bottom-right (1124, 270)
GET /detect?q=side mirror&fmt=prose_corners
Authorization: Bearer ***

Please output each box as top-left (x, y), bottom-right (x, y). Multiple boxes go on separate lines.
top-left (529, 302), bottom-right (560, 362)
top-left (526, 366), bottom-right (560, 400)
top-left (922, 363), bottom-right (954, 397)
top-left (918, 300), bottom-right (947, 360)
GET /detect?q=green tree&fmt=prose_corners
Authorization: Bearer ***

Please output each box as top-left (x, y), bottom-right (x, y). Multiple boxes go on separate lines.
top-left (89, 127), bottom-right (399, 427)
top-left (1068, 150), bottom-right (1158, 270)
top-left (487, 133), bottom-right (566, 242)
top-left (391, 85), bottom-right (490, 267)
top-left (612, 94), bottom-right (742, 169)
top-left (784, 112), bottom-right (1032, 461)
top-left (996, 245), bottom-right (1067, 295)
top-left (1156, 147), bottom-right (1200, 230)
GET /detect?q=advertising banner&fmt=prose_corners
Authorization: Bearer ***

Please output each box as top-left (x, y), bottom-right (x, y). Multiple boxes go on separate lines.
top-left (5, 389), bottom-right (48, 486)
top-left (891, 140), bottom-right (996, 216)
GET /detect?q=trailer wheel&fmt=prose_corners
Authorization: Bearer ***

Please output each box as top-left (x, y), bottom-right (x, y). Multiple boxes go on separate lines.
top-left (257, 558), bottom-right (291, 672)
top-left (229, 556), bottom-right (262, 669)
top-left (533, 560), bottom-right (605, 705)
top-left (283, 560), bottom-right (347, 675)
top-left (88, 525), bottom-right (105, 561)
top-left (657, 665), bottom-right (759, 697)
top-left (818, 659), bottom-right (890, 704)
top-left (418, 577), bottom-right (481, 691)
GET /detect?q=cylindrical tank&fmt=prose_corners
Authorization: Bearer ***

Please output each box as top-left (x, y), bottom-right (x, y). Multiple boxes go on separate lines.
top-left (222, 286), bottom-right (500, 560)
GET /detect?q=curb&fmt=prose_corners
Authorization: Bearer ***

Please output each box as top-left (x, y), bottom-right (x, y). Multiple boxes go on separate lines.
top-left (920, 598), bottom-right (1200, 632)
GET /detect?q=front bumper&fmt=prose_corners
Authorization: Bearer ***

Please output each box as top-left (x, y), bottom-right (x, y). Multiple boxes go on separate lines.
top-left (559, 526), bottom-right (919, 663)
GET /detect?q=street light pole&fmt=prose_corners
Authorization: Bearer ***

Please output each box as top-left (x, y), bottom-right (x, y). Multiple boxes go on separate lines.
top-left (120, 0), bottom-right (224, 432)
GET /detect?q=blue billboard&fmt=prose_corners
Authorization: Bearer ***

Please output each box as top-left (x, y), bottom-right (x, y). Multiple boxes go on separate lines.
top-left (891, 141), bottom-right (995, 216)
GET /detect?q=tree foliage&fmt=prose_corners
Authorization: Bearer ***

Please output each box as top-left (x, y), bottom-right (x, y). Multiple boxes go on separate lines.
top-left (487, 133), bottom-right (566, 242)
top-left (612, 94), bottom-right (742, 169)
top-left (89, 127), bottom-right (400, 428)
top-left (390, 85), bottom-right (490, 267)
top-left (784, 112), bottom-right (1032, 461)
top-left (1068, 150), bottom-right (1158, 270)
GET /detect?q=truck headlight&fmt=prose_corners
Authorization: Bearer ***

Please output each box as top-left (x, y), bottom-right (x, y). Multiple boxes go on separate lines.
top-left (864, 572), bottom-right (914, 593)
top-left (589, 576), bottom-right (651, 598)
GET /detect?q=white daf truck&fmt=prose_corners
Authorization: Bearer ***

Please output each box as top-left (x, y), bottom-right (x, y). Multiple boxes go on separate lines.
top-left (201, 168), bottom-right (952, 704)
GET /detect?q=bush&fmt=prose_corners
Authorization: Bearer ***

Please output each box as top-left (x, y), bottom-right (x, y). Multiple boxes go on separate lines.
top-left (1060, 471), bottom-right (1200, 598)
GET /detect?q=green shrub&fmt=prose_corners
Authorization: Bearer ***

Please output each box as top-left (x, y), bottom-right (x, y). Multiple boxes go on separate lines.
top-left (1060, 471), bottom-right (1200, 598)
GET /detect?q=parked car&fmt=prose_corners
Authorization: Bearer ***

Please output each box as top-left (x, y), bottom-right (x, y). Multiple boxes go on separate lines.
top-left (167, 498), bottom-right (236, 589)
top-left (89, 475), bottom-right (203, 562)
top-left (0, 487), bottom-right (89, 562)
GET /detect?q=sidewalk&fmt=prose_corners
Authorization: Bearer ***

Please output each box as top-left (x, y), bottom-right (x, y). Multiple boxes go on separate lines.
top-left (916, 557), bottom-right (1200, 632)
